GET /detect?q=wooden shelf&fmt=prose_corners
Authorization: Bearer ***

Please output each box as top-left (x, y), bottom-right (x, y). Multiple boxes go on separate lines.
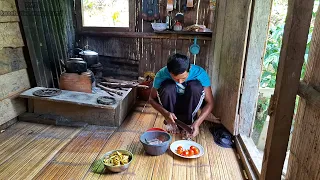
top-left (153, 30), bottom-right (212, 36)
top-left (79, 31), bottom-right (212, 40)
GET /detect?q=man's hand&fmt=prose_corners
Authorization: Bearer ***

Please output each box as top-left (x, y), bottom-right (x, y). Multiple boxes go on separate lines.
top-left (191, 123), bottom-right (200, 138)
top-left (164, 111), bottom-right (177, 124)
top-left (163, 112), bottom-right (180, 134)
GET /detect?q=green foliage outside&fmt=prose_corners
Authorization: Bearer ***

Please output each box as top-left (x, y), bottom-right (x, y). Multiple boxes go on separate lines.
top-left (82, 0), bottom-right (128, 27)
top-left (260, 1), bottom-right (318, 89)
top-left (252, 0), bottom-right (319, 145)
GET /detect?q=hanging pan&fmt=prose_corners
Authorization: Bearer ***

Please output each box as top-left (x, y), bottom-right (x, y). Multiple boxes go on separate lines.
top-left (189, 37), bottom-right (200, 55)
top-left (189, 37), bottom-right (200, 65)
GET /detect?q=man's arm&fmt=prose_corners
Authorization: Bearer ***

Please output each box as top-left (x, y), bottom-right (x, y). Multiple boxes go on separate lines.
top-left (191, 86), bottom-right (214, 137)
top-left (149, 87), bottom-right (177, 124)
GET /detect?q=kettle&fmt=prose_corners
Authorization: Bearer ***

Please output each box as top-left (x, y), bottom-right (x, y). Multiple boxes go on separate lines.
top-left (74, 48), bottom-right (99, 67)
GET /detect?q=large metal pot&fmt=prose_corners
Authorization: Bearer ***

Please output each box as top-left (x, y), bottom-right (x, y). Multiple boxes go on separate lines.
top-left (65, 58), bottom-right (87, 73)
top-left (79, 49), bottom-right (99, 67)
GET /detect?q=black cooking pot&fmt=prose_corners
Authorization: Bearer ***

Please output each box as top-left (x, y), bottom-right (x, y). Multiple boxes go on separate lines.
top-left (79, 49), bottom-right (99, 67)
top-left (65, 58), bottom-right (87, 73)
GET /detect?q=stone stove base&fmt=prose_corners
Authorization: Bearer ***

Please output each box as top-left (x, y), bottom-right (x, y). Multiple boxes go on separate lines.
top-left (19, 87), bottom-right (136, 127)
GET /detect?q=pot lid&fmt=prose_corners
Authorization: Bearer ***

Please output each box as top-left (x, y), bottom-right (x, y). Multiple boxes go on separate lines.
top-left (79, 50), bottom-right (98, 55)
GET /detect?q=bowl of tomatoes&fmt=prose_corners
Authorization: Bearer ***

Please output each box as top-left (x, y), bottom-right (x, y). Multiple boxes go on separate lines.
top-left (170, 140), bottom-right (204, 158)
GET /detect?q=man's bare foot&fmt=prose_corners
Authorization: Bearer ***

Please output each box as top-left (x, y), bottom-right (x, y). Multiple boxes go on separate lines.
top-left (204, 113), bottom-right (221, 124)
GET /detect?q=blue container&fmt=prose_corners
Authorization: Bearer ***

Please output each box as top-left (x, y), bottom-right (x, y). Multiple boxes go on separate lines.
top-left (140, 131), bottom-right (172, 156)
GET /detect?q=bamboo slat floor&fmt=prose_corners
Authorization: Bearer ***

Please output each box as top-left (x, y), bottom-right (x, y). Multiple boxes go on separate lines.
top-left (0, 102), bottom-right (245, 180)
top-left (0, 122), bottom-right (81, 179)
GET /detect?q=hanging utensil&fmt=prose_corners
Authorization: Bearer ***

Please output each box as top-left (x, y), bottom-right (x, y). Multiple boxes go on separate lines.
top-left (189, 37), bottom-right (200, 65)
top-left (167, 0), bottom-right (174, 11)
top-left (195, 0), bottom-right (201, 25)
top-left (189, 37), bottom-right (200, 55)
top-left (175, 0), bottom-right (184, 23)
top-left (187, 0), bottom-right (193, 7)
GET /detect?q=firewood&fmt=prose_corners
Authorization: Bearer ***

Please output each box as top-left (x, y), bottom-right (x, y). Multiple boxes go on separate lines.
top-left (103, 77), bottom-right (138, 85)
top-left (97, 84), bottom-right (123, 96)
top-left (100, 82), bottom-right (149, 89)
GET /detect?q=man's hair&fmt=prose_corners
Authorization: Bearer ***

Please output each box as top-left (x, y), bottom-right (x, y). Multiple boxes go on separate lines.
top-left (167, 53), bottom-right (191, 75)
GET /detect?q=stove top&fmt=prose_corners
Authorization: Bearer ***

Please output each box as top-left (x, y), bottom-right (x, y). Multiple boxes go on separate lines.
top-left (97, 96), bottom-right (116, 105)
top-left (33, 88), bottom-right (62, 97)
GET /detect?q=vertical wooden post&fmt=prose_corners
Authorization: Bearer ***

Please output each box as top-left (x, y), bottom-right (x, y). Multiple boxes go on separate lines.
top-left (238, 0), bottom-right (273, 136)
top-left (260, 0), bottom-right (315, 179)
top-left (286, 4), bottom-right (320, 179)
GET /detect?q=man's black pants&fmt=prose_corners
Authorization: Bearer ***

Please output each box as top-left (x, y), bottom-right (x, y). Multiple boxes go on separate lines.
top-left (157, 79), bottom-right (205, 125)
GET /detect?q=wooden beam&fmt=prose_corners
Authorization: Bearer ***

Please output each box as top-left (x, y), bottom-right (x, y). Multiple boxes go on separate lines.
top-left (297, 81), bottom-right (320, 109)
top-left (260, 0), bottom-right (315, 179)
top-left (210, 0), bottom-right (227, 96)
top-left (128, 0), bottom-right (135, 32)
top-left (74, 0), bottom-right (82, 33)
top-left (239, 135), bottom-right (264, 175)
top-left (235, 136), bottom-right (259, 180)
top-left (286, 4), bottom-right (320, 179)
top-left (79, 31), bottom-right (212, 41)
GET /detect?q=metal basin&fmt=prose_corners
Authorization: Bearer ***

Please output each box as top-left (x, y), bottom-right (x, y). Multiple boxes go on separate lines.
top-left (102, 149), bottom-right (133, 173)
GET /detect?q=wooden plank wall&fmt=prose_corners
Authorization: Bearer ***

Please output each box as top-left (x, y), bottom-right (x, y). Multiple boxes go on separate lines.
top-left (79, 0), bottom-right (215, 80)
top-left (210, 0), bottom-right (252, 135)
top-left (286, 4), bottom-right (320, 180)
top-left (0, 0), bottom-right (30, 126)
top-left (17, 0), bottom-right (75, 88)
top-left (81, 36), bottom-right (212, 80)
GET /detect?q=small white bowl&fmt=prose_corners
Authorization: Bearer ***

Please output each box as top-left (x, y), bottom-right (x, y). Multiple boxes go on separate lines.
top-left (151, 23), bottom-right (167, 31)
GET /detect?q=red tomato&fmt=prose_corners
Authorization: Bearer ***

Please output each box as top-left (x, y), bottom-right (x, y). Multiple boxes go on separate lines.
top-left (176, 149), bottom-right (183, 155)
top-left (188, 149), bottom-right (194, 156)
top-left (190, 146), bottom-right (197, 151)
top-left (182, 150), bottom-right (189, 156)
top-left (177, 146), bottom-right (183, 150)
top-left (193, 148), bottom-right (200, 155)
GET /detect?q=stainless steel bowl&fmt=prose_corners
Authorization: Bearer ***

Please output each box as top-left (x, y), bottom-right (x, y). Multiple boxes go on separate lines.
top-left (102, 149), bottom-right (133, 173)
